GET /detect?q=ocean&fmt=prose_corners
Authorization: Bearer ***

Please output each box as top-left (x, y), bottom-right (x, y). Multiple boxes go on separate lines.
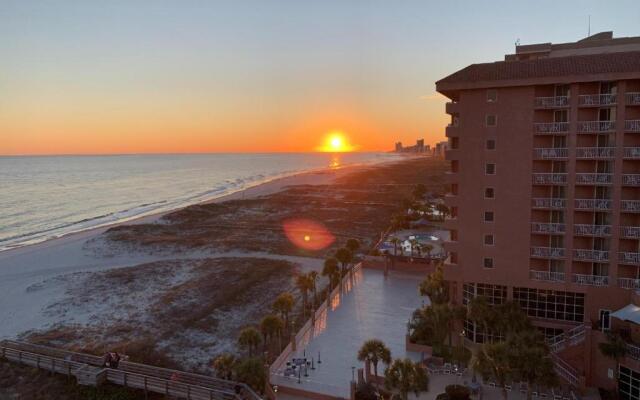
top-left (0, 152), bottom-right (398, 252)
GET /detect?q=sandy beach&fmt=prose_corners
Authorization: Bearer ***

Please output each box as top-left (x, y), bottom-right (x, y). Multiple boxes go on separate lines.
top-left (0, 156), bottom-right (447, 371)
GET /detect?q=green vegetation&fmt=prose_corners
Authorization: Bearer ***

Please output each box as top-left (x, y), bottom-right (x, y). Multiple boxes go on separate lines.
top-left (445, 384), bottom-right (471, 400)
top-left (357, 339), bottom-right (392, 384)
top-left (384, 358), bottom-right (429, 400)
top-left (237, 327), bottom-right (261, 357)
top-left (272, 292), bottom-right (294, 330)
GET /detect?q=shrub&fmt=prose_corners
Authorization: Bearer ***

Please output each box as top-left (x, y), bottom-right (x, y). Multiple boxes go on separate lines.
top-left (445, 385), bottom-right (470, 400)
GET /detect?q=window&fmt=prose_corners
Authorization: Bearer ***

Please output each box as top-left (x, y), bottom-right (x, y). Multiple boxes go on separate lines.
top-left (619, 366), bottom-right (640, 400)
top-left (451, 230), bottom-right (458, 241)
top-left (451, 160), bottom-right (459, 173)
top-left (484, 234), bottom-right (494, 246)
top-left (483, 257), bottom-right (494, 269)
top-left (462, 283), bottom-right (507, 306)
top-left (599, 309), bottom-right (611, 331)
top-left (450, 252), bottom-right (458, 264)
top-left (486, 139), bottom-right (496, 150)
top-left (484, 211), bottom-right (494, 222)
top-left (487, 89), bottom-right (497, 103)
top-left (450, 137), bottom-right (459, 149)
top-left (451, 183), bottom-right (458, 195)
top-left (513, 287), bottom-right (585, 322)
top-left (486, 115), bottom-right (497, 127)
top-left (485, 187), bottom-right (495, 198)
top-left (485, 163), bottom-right (496, 175)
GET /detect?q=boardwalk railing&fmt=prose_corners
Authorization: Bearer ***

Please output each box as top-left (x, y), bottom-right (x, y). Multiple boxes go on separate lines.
top-left (1, 340), bottom-right (261, 400)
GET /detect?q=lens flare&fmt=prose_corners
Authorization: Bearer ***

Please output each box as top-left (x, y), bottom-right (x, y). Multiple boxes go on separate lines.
top-left (283, 218), bottom-right (335, 251)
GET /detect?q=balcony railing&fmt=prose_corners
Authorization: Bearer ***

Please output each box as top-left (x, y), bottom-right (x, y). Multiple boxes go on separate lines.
top-left (620, 226), bottom-right (640, 239)
top-left (576, 147), bottom-right (615, 159)
top-left (626, 120), bottom-right (640, 132)
top-left (531, 246), bottom-right (565, 259)
top-left (619, 252), bottom-right (640, 265)
top-left (627, 343), bottom-right (640, 361)
top-left (535, 96), bottom-right (570, 109)
top-left (574, 224), bottom-right (611, 237)
top-left (627, 93), bottom-right (640, 106)
top-left (531, 222), bottom-right (566, 234)
top-left (578, 120), bottom-right (616, 133)
top-left (533, 122), bottom-right (569, 134)
top-left (532, 198), bottom-right (566, 209)
top-left (533, 148), bottom-right (568, 159)
top-left (572, 273), bottom-right (609, 287)
top-left (574, 198), bottom-right (612, 210)
top-left (573, 249), bottom-right (609, 262)
top-left (578, 93), bottom-right (617, 106)
top-left (529, 270), bottom-right (565, 282)
top-left (624, 147), bottom-right (640, 159)
top-left (533, 173), bottom-right (567, 185)
top-left (623, 174), bottom-right (640, 186)
top-left (619, 278), bottom-right (640, 290)
top-left (622, 200), bottom-right (640, 213)
top-left (575, 173), bottom-right (613, 185)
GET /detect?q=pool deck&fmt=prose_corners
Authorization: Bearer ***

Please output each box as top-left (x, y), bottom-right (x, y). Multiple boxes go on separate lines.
top-left (270, 267), bottom-right (427, 399)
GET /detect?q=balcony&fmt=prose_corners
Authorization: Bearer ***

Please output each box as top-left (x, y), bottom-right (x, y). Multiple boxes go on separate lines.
top-left (626, 120), bottom-right (640, 132)
top-left (572, 273), bottom-right (609, 287)
top-left (532, 173), bottom-right (567, 185)
top-left (534, 96), bottom-right (570, 109)
top-left (623, 174), bottom-right (640, 186)
top-left (533, 148), bottom-right (568, 160)
top-left (575, 147), bottom-right (615, 159)
top-left (622, 200), bottom-right (640, 213)
top-left (575, 173), bottom-right (613, 185)
top-left (445, 125), bottom-right (459, 137)
top-left (531, 222), bottom-right (566, 234)
top-left (620, 226), bottom-right (640, 239)
top-left (533, 122), bottom-right (569, 135)
top-left (445, 101), bottom-right (459, 115)
top-left (529, 270), bottom-right (565, 282)
top-left (627, 93), bottom-right (640, 106)
top-left (532, 198), bottom-right (566, 209)
top-left (573, 249), bottom-right (609, 262)
top-left (619, 278), bottom-right (640, 290)
top-left (574, 224), bottom-right (611, 237)
top-left (574, 198), bottom-right (612, 211)
top-left (578, 94), bottom-right (617, 107)
top-left (578, 120), bottom-right (616, 133)
top-left (624, 147), bottom-right (640, 159)
top-left (619, 252), bottom-right (640, 266)
top-left (531, 246), bottom-right (565, 259)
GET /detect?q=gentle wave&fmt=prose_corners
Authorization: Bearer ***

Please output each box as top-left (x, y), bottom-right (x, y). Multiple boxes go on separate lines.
top-left (0, 153), bottom-right (399, 252)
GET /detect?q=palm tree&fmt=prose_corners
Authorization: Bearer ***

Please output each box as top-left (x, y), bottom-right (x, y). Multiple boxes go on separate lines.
top-left (346, 238), bottom-right (360, 254)
top-left (260, 314), bottom-right (284, 351)
top-left (496, 301), bottom-right (531, 338)
top-left (234, 357), bottom-right (267, 394)
top-left (390, 237), bottom-right (401, 257)
top-left (418, 264), bottom-right (448, 304)
top-left (599, 332), bottom-right (629, 383)
top-left (467, 296), bottom-right (495, 341)
top-left (435, 203), bottom-right (449, 220)
top-left (335, 247), bottom-right (353, 276)
top-left (322, 257), bottom-right (340, 291)
top-left (384, 358), bottom-right (429, 400)
top-left (508, 330), bottom-right (558, 400)
top-left (296, 274), bottom-right (313, 317)
top-left (212, 353), bottom-right (237, 380)
top-left (422, 244), bottom-right (434, 259)
top-left (473, 342), bottom-right (512, 400)
top-left (308, 271), bottom-right (319, 307)
top-left (237, 327), bottom-right (262, 357)
top-left (409, 239), bottom-right (418, 257)
top-left (273, 292), bottom-right (295, 329)
top-left (357, 339), bottom-right (392, 384)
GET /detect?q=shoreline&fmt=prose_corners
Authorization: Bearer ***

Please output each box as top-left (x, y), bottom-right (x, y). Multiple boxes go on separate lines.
top-left (0, 156), bottom-right (409, 260)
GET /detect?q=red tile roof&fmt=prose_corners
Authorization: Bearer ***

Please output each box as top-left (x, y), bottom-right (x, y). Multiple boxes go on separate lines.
top-left (436, 51), bottom-right (640, 89)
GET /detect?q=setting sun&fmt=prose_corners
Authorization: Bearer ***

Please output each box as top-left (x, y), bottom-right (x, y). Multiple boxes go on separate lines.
top-left (317, 131), bottom-right (355, 152)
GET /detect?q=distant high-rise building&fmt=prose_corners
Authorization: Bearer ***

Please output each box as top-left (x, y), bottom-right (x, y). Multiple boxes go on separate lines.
top-left (395, 142), bottom-right (403, 152)
top-left (437, 31), bottom-right (640, 394)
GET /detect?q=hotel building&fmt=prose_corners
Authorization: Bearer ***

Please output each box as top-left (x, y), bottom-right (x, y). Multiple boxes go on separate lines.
top-left (436, 32), bottom-right (640, 395)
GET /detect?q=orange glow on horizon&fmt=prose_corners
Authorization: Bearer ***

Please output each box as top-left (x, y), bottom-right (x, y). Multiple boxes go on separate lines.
top-left (315, 131), bottom-right (355, 153)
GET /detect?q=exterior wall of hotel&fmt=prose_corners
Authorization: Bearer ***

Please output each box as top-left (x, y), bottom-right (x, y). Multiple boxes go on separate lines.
top-left (442, 76), bottom-right (640, 390)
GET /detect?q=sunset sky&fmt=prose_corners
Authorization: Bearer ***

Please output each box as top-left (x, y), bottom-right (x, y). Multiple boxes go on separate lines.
top-left (2, 1), bottom-right (639, 155)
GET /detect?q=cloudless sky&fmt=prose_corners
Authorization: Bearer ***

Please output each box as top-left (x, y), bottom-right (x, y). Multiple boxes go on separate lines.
top-left (1, 0), bottom-right (639, 155)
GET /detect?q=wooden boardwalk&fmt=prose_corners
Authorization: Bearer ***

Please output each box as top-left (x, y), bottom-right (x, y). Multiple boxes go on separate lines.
top-left (0, 340), bottom-right (262, 400)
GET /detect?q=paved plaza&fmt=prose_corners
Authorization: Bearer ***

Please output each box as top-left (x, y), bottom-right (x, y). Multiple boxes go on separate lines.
top-left (271, 267), bottom-right (426, 399)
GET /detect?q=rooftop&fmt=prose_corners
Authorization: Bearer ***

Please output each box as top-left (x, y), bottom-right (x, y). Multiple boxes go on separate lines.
top-left (436, 32), bottom-right (640, 96)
